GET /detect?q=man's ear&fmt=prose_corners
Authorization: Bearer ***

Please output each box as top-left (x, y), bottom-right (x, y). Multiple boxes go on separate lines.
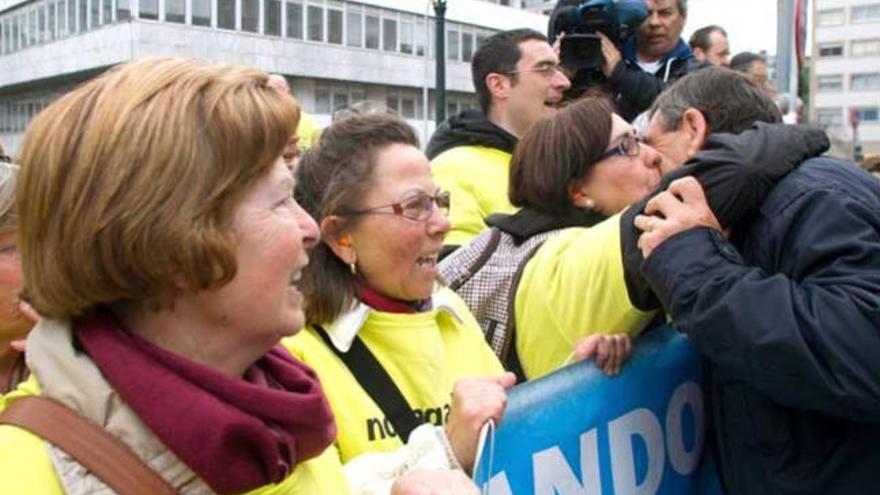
top-left (485, 72), bottom-right (510, 102)
top-left (320, 216), bottom-right (355, 264)
top-left (681, 108), bottom-right (709, 159)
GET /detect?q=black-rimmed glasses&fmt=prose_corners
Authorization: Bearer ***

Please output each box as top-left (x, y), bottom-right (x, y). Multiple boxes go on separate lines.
top-left (342, 190), bottom-right (451, 222)
top-left (599, 133), bottom-right (641, 161)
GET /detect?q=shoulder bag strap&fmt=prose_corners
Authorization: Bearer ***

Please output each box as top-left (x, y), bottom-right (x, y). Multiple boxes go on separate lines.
top-left (0, 396), bottom-right (178, 495)
top-left (314, 324), bottom-right (421, 443)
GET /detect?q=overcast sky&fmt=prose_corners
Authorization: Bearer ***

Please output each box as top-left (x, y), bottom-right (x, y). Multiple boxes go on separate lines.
top-left (682, 0), bottom-right (780, 56)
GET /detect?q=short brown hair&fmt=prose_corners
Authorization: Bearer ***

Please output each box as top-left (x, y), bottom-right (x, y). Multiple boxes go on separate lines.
top-left (509, 97), bottom-right (614, 215)
top-left (295, 113), bottom-right (419, 325)
top-left (17, 57), bottom-right (300, 319)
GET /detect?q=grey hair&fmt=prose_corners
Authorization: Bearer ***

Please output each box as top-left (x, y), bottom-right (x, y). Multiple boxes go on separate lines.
top-left (649, 67), bottom-right (781, 134)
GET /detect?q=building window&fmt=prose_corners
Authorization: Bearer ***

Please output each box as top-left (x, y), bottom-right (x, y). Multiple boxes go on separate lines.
top-left (56, 0), bottom-right (68, 37)
top-left (818, 43), bottom-right (844, 57)
top-left (265, 0), bottom-right (281, 35)
top-left (382, 17), bottom-right (396, 51)
top-left (854, 107), bottom-right (879, 122)
top-left (192, 0), bottom-right (210, 26)
top-left (851, 39), bottom-right (880, 57)
top-left (307, 4), bottom-right (323, 41)
top-left (218, 0), bottom-right (235, 29)
top-left (852, 73), bottom-right (880, 91)
top-left (90, 0), bottom-right (99, 28)
top-left (852, 4), bottom-right (880, 24)
top-left (101, 0), bottom-right (111, 24)
top-left (817, 8), bottom-right (845, 26)
top-left (116, 0), bottom-right (129, 21)
top-left (241, 0), bottom-right (258, 32)
top-left (447, 27), bottom-right (460, 60)
top-left (165, 0), bottom-right (185, 23)
top-left (399, 17), bottom-right (413, 54)
top-left (47, 2), bottom-right (56, 41)
top-left (816, 108), bottom-right (843, 126)
top-left (462, 31), bottom-right (474, 62)
top-left (66, 0), bottom-right (75, 32)
top-left (327, 5), bottom-right (342, 44)
top-left (140, 0), bottom-right (158, 20)
top-left (77, 0), bottom-right (88, 28)
top-left (315, 86), bottom-right (331, 113)
top-left (415, 18), bottom-right (426, 56)
top-left (286, 0), bottom-right (303, 38)
top-left (817, 74), bottom-right (843, 92)
top-left (365, 11), bottom-right (379, 49)
top-left (345, 6), bottom-right (361, 47)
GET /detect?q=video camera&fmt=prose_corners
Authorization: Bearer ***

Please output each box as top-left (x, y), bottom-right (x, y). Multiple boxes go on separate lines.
top-left (549, 0), bottom-right (648, 84)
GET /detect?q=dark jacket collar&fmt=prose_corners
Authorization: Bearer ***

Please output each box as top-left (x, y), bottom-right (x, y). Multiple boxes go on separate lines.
top-left (425, 109), bottom-right (518, 160)
top-left (622, 37), bottom-right (693, 67)
top-left (487, 207), bottom-right (607, 244)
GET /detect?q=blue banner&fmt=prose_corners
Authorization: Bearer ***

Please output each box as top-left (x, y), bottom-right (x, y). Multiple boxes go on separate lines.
top-left (473, 325), bottom-right (723, 495)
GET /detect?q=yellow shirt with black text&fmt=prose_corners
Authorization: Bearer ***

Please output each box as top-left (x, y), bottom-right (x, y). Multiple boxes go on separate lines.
top-left (283, 287), bottom-right (504, 463)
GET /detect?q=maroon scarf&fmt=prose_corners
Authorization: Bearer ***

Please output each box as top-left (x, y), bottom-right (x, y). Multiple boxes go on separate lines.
top-left (74, 311), bottom-right (336, 494)
top-left (356, 280), bottom-right (432, 314)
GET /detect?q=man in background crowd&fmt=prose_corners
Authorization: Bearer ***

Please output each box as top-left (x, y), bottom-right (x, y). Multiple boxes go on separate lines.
top-left (689, 25), bottom-right (730, 67)
top-left (427, 29), bottom-right (570, 256)
top-left (596, 0), bottom-right (702, 121)
top-left (729, 51), bottom-right (771, 93)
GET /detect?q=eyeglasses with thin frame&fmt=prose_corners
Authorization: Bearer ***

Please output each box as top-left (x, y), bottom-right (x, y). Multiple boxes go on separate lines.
top-left (599, 133), bottom-right (641, 162)
top-left (501, 62), bottom-right (565, 78)
top-left (341, 190), bottom-right (451, 222)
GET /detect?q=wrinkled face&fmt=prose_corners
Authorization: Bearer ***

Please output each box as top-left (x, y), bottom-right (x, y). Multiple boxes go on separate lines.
top-left (0, 234), bottom-right (32, 342)
top-left (579, 114), bottom-right (662, 215)
top-left (192, 158), bottom-right (319, 342)
top-left (346, 144), bottom-right (451, 302)
top-left (643, 111), bottom-right (692, 175)
top-left (638, 0), bottom-right (686, 61)
top-left (701, 31), bottom-right (730, 67)
top-left (506, 39), bottom-right (571, 135)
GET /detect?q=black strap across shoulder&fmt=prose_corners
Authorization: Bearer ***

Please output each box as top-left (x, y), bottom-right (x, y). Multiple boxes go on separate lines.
top-left (313, 324), bottom-right (421, 443)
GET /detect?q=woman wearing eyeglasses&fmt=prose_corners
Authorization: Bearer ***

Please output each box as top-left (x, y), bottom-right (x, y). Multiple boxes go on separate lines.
top-left (284, 112), bottom-right (512, 494)
top-left (442, 97), bottom-right (663, 381)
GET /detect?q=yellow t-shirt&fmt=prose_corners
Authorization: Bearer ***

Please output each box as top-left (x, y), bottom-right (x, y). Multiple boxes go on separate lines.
top-left (0, 376), bottom-right (348, 494)
top-left (431, 145), bottom-right (517, 247)
top-left (297, 112), bottom-right (322, 150)
top-left (514, 214), bottom-right (656, 379)
top-left (283, 288), bottom-right (504, 463)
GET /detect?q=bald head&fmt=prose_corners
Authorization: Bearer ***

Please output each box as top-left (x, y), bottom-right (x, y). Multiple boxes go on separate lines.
top-left (267, 74), bottom-right (290, 95)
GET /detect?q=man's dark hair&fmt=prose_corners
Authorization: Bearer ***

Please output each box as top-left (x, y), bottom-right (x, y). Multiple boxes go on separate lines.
top-left (472, 28), bottom-right (548, 115)
top-left (650, 66), bottom-right (781, 135)
top-left (729, 51), bottom-right (766, 73)
top-left (509, 97), bottom-right (614, 215)
top-left (689, 25), bottom-right (726, 51)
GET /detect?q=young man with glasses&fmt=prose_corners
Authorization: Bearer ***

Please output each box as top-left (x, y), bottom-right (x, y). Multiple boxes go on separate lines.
top-left (426, 28), bottom-right (570, 258)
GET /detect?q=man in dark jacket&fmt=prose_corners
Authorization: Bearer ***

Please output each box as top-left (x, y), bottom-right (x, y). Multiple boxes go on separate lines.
top-left (628, 67), bottom-right (880, 494)
top-left (596, 0), bottom-right (702, 121)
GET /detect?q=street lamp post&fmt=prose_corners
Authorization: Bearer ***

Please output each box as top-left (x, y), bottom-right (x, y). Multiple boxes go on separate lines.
top-left (434, 0), bottom-right (447, 125)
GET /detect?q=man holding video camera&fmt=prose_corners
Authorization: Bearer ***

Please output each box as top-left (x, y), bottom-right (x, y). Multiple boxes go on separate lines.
top-left (601, 0), bottom-right (700, 121)
top-left (553, 0), bottom-right (699, 122)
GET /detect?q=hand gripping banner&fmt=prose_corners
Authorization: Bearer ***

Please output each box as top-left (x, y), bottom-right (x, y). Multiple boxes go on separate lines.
top-left (473, 325), bottom-right (723, 495)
